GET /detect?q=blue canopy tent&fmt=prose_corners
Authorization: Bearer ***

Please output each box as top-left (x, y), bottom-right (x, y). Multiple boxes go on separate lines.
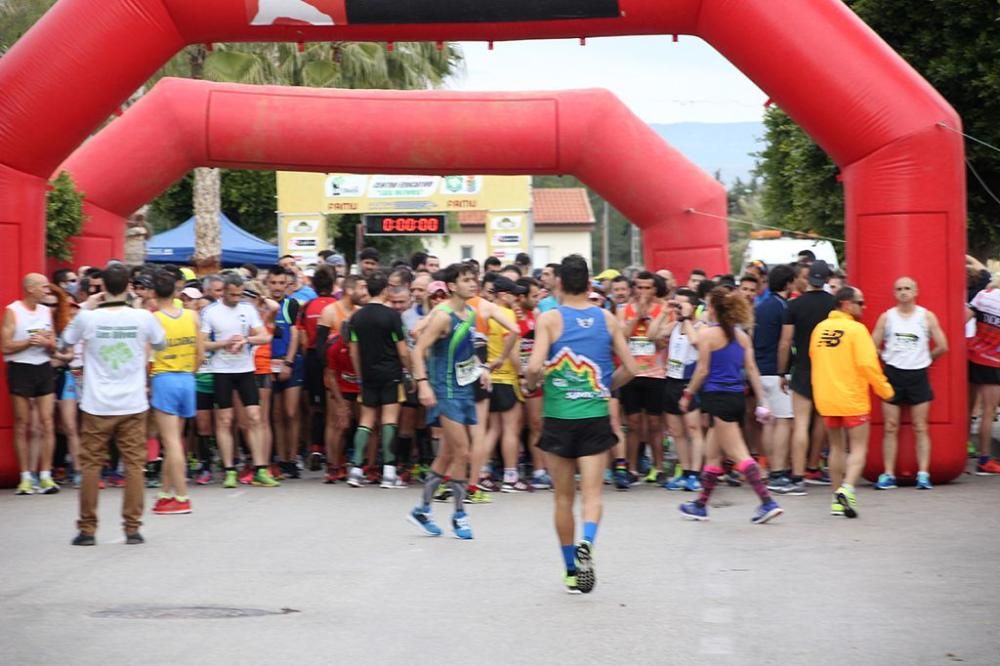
top-left (145, 213), bottom-right (279, 267)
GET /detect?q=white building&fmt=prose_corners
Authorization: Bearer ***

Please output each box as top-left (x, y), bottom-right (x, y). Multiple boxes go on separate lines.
top-left (423, 188), bottom-right (595, 266)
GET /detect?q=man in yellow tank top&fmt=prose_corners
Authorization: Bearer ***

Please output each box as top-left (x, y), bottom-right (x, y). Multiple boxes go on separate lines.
top-left (150, 271), bottom-right (203, 516)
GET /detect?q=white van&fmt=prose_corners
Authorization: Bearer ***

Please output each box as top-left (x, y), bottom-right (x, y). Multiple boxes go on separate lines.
top-left (740, 237), bottom-right (840, 274)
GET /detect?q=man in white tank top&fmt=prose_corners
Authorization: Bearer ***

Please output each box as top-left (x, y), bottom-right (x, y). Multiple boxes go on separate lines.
top-left (1, 273), bottom-right (58, 496)
top-left (871, 277), bottom-right (948, 490)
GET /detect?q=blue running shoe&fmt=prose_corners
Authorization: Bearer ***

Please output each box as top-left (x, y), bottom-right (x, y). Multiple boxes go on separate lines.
top-left (613, 468), bottom-right (630, 491)
top-left (679, 501), bottom-right (709, 521)
top-left (662, 475), bottom-right (686, 491)
top-left (685, 474), bottom-right (703, 492)
top-left (603, 469), bottom-right (613, 485)
top-left (452, 511), bottom-right (474, 540)
top-left (915, 471), bottom-right (933, 490)
top-left (875, 473), bottom-right (897, 490)
top-left (408, 506), bottom-right (442, 536)
top-left (751, 500), bottom-right (783, 524)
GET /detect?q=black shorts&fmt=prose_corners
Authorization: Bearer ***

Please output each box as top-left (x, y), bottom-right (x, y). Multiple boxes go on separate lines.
top-left (255, 373), bottom-right (272, 390)
top-left (699, 391), bottom-right (745, 424)
top-left (474, 381), bottom-right (491, 403)
top-left (620, 376), bottom-right (666, 415)
top-left (969, 361), bottom-right (1000, 386)
top-left (213, 372), bottom-right (260, 409)
top-left (304, 348), bottom-right (325, 405)
top-left (6, 361), bottom-right (55, 398)
top-left (489, 383), bottom-right (521, 413)
top-left (663, 377), bottom-right (699, 415)
top-left (884, 365), bottom-right (933, 405)
top-left (196, 392), bottom-right (217, 411)
top-left (539, 416), bottom-right (616, 459)
top-left (789, 367), bottom-right (812, 400)
top-left (360, 381), bottom-right (404, 408)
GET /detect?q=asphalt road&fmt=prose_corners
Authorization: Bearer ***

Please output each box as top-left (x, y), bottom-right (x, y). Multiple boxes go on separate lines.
top-left (2, 467), bottom-right (998, 665)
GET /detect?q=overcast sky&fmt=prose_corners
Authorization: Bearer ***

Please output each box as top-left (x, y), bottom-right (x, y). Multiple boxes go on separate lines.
top-left (447, 36), bottom-right (767, 125)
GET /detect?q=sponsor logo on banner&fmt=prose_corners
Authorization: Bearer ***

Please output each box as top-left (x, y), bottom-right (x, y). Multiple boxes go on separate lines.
top-left (247, 0), bottom-right (346, 25)
top-left (493, 233), bottom-right (521, 245)
top-left (290, 237), bottom-right (319, 249)
top-left (325, 174), bottom-right (367, 198)
top-left (490, 215), bottom-right (522, 230)
top-left (441, 175), bottom-right (482, 195)
top-left (344, 0), bottom-right (620, 24)
top-left (287, 219), bottom-right (319, 234)
top-left (368, 176), bottom-right (440, 198)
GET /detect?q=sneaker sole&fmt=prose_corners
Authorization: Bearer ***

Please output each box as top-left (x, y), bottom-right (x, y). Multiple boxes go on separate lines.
top-left (565, 586), bottom-right (582, 595)
top-left (752, 506), bottom-right (783, 524)
top-left (406, 512), bottom-right (442, 537)
top-left (835, 491), bottom-right (858, 519)
top-left (346, 479), bottom-right (364, 487)
top-left (574, 544), bottom-right (596, 593)
top-left (679, 506), bottom-right (709, 521)
top-left (974, 471), bottom-right (1000, 476)
top-left (804, 479), bottom-right (831, 486)
top-left (153, 508), bottom-right (192, 515)
top-left (775, 488), bottom-right (808, 496)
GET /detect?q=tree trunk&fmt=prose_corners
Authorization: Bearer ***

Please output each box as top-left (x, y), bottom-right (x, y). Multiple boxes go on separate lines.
top-left (192, 167), bottom-right (222, 275)
top-left (124, 205), bottom-right (150, 266)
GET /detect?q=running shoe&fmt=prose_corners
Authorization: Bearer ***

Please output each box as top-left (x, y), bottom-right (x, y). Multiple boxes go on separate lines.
top-left (71, 533), bottom-right (96, 546)
top-left (751, 500), bottom-right (783, 525)
top-left (307, 446), bottom-right (324, 472)
top-left (967, 440), bottom-right (978, 459)
top-left (662, 475), bottom-right (686, 491)
top-left (464, 489), bottom-right (493, 504)
top-left (613, 468), bottom-right (630, 491)
top-left (222, 469), bottom-right (238, 488)
top-left (38, 477), bottom-right (60, 495)
top-left (154, 498), bottom-right (192, 515)
top-left (875, 473), bottom-right (897, 490)
top-left (804, 469), bottom-right (831, 485)
top-left (451, 511), bottom-right (474, 540)
top-left (643, 468), bottom-right (659, 484)
top-left (238, 468), bottom-right (254, 485)
top-left (381, 476), bottom-right (407, 489)
top-left (915, 471), bottom-right (933, 490)
top-left (252, 469), bottom-right (281, 487)
top-left (346, 466), bottom-right (365, 488)
top-left (323, 467), bottom-right (338, 484)
top-left (724, 471), bottom-right (743, 487)
top-left (564, 574), bottom-right (582, 595)
top-left (432, 484), bottom-right (453, 502)
top-left (775, 480), bottom-right (807, 496)
top-left (478, 477), bottom-right (499, 492)
top-left (408, 506), bottom-right (442, 537)
top-left (500, 479), bottom-right (534, 493)
top-left (684, 474), bottom-right (703, 492)
top-left (603, 469), bottom-right (613, 485)
top-left (767, 476), bottom-right (792, 492)
top-left (830, 501), bottom-right (845, 517)
top-left (145, 476), bottom-right (161, 489)
top-left (16, 479), bottom-right (36, 495)
top-left (974, 458), bottom-right (1000, 475)
top-left (531, 472), bottom-right (553, 490)
top-left (125, 531), bottom-right (145, 545)
top-left (152, 496), bottom-right (172, 512)
top-left (638, 454), bottom-right (651, 476)
top-left (835, 485), bottom-right (858, 519)
top-left (195, 469), bottom-right (213, 485)
top-left (282, 461), bottom-right (301, 480)
top-left (574, 541), bottom-right (595, 594)
top-left (106, 472), bottom-right (126, 488)
top-left (72, 472), bottom-right (81, 489)
top-left (679, 501), bottom-right (709, 521)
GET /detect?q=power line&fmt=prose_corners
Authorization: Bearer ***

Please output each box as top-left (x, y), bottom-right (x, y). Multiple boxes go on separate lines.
top-left (685, 208), bottom-right (845, 244)
top-left (938, 122), bottom-right (1000, 156)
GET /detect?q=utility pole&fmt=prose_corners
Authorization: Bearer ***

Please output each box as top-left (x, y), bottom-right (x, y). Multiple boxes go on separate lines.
top-left (601, 200), bottom-right (610, 272)
top-left (630, 222), bottom-right (641, 268)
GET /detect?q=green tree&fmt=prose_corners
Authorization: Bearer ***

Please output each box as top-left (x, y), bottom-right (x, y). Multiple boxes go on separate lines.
top-left (755, 0), bottom-right (1000, 259)
top-left (0, 0), bottom-right (55, 55)
top-left (46, 171), bottom-right (88, 261)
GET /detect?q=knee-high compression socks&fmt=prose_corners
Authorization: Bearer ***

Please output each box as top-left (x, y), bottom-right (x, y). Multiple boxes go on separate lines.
top-left (737, 458), bottom-right (772, 504)
top-left (351, 426), bottom-right (373, 467)
top-left (197, 436), bottom-right (215, 470)
top-left (450, 479), bottom-right (468, 513)
top-left (421, 470), bottom-right (443, 509)
top-left (415, 428), bottom-right (432, 465)
top-left (395, 435), bottom-right (412, 468)
top-left (696, 465), bottom-right (724, 507)
top-left (381, 424), bottom-right (398, 466)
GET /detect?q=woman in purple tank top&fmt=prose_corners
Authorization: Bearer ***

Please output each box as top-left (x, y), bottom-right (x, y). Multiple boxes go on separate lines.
top-left (676, 287), bottom-right (783, 525)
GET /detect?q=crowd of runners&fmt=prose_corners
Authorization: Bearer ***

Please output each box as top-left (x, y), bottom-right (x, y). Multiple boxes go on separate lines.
top-left (4, 247), bottom-right (999, 592)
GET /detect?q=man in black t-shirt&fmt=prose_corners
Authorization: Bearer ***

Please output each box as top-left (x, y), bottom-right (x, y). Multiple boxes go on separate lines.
top-left (778, 260), bottom-right (835, 494)
top-left (347, 271), bottom-right (411, 489)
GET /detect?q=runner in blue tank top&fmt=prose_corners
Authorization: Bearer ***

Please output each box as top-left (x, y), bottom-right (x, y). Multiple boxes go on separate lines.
top-left (677, 286), bottom-right (783, 525)
top-left (408, 263), bottom-right (517, 541)
top-left (526, 255), bottom-right (637, 594)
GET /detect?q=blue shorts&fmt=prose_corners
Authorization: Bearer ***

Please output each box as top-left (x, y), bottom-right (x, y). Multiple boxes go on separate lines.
top-left (427, 395), bottom-right (478, 427)
top-left (151, 372), bottom-right (196, 418)
top-left (273, 355), bottom-right (305, 392)
top-left (60, 370), bottom-right (79, 401)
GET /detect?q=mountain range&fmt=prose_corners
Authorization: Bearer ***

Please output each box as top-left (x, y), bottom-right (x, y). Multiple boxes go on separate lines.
top-left (651, 121), bottom-right (765, 185)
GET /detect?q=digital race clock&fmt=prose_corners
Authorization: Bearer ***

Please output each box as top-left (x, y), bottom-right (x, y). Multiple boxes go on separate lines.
top-left (363, 214), bottom-right (446, 236)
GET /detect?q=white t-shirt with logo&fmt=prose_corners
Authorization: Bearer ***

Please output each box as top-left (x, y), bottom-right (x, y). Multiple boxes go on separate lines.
top-left (62, 305), bottom-right (165, 416)
top-left (200, 301), bottom-right (263, 374)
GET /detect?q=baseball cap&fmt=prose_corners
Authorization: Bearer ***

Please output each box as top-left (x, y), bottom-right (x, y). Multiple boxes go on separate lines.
top-left (180, 267), bottom-right (196, 281)
top-left (180, 286), bottom-right (203, 299)
top-left (494, 275), bottom-right (528, 295)
top-left (807, 260), bottom-right (832, 287)
top-left (594, 269), bottom-right (621, 281)
top-left (427, 281), bottom-right (448, 295)
top-left (329, 254), bottom-right (346, 267)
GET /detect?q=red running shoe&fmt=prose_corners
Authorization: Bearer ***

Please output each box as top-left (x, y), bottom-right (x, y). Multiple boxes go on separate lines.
top-left (154, 498), bottom-right (192, 515)
top-left (238, 468), bottom-right (253, 485)
top-left (152, 496), bottom-right (172, 512)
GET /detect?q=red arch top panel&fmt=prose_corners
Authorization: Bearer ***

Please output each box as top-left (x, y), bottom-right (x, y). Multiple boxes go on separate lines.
top-left (58, 79), bottom-right (730, 278)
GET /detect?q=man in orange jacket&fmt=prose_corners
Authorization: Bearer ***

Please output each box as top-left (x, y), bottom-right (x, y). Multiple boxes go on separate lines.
top-left (810, 287), bottom-right (894, 519)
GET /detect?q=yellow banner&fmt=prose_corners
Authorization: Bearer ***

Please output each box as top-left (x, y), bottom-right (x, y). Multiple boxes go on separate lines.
top-left (277, 171), bottom-right (531, 214)
top-left (277, 213), bottom-right (328, 267)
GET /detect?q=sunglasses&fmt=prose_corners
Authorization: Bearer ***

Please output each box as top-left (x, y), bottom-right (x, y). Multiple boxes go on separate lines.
top-left (430, 292), bottom-right (447, 299)
top-left (855, 300), bottom-right (865, 306)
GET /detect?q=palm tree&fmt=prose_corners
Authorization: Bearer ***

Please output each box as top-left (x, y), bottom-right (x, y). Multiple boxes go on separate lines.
top-left (147, 41), bottom-right (462, 272)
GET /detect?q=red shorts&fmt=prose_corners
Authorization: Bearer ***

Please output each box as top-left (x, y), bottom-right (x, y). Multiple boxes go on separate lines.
top-left (823, 414), bottom-right (871, 429)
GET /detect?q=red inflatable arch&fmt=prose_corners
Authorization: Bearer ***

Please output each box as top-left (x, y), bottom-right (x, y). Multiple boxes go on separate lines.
top-left (58, 79), bottom-right (729, 283)
top-left (0, 0), bottom-right (967, 485)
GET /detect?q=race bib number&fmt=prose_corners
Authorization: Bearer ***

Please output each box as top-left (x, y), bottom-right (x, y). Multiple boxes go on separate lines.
top-left (666, 358), bottom-right (685, 380)
top-left (455, 357), bottom-right (482, 386)
top-left (628, 337), bottom-right (656, 357)
top-left (890, 332), bottom-right (920, 352)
